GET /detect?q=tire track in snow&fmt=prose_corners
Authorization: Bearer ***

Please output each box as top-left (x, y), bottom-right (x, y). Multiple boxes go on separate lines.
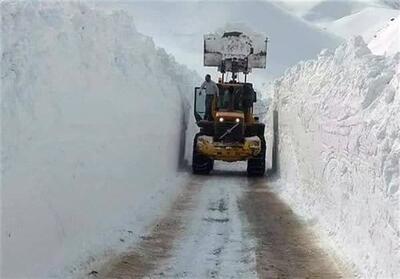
top-left (97, 164), bottom-right (349, 278)
top-left (148, 169), bottom-right (258, 278)
top-left (97, 179), bottom-right (202, 278)
top-left (241, 178), bottom-right (349, 278)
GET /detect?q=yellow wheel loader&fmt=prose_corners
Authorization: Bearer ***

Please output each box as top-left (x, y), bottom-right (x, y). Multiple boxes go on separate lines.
top-left (192, 31), bottom-right (270, 176)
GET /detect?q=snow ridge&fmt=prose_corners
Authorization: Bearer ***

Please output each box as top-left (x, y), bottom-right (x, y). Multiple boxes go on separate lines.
top-left (275, 36), bottom-right (400, 278)
top-left (1, 1), bottom-right (197, 277)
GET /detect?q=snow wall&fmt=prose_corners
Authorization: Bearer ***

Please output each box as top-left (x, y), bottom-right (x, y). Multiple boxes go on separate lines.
top-left (1, 2), bottom-right (198, 277)
top-left (274, 36), bottom-right (399, 278)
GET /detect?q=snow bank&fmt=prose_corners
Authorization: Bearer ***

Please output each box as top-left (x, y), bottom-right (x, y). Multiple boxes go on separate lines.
top-left (1, 1), bottom-right (197, 277)
top-left (274, 37), bottom-right (399, 278)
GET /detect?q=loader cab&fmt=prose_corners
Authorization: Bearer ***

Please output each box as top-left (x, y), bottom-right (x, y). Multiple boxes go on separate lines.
top-left (194, 82), bottom-right (257, 123)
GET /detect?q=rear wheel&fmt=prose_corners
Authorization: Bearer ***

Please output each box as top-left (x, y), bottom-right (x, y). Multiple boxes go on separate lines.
top-left (247, 136), bottom-right (266, 177)
top-left (192, 133), bottom-right (213, 174)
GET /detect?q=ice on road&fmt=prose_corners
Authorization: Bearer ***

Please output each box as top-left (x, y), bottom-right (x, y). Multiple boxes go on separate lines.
top-left (98, 164), bottom-right (349, 278)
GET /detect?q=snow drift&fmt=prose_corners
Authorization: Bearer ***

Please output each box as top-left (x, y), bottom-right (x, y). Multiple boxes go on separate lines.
top-left (274, 37), bottom-right (399, 278)
top-left (1, 1), bottom-right (197, 277)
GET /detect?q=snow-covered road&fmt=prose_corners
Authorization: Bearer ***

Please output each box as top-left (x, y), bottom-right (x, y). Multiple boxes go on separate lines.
top-left (97, 164), bottom-right (349, 278)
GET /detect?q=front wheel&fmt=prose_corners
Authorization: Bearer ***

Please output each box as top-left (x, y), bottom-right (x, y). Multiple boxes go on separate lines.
top-left (192, 133), bottom-right (213, 175)
top-left (247, 137), bottom-right (266, 177)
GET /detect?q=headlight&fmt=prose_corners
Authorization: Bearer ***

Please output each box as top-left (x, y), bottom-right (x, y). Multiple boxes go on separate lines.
top-left (235, 118), bottom-right (240, 123)
top-left (219, 117), bottom-right (224, 122)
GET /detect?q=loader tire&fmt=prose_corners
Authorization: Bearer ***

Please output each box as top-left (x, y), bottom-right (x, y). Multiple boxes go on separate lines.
top-left (247, 136), bottom-right (266, 177)
top-left (192, 133), bottom-right (213, 175)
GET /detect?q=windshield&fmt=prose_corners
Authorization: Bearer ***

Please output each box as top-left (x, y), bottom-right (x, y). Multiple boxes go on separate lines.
top-left (218, 86), bottom-right (244, 111)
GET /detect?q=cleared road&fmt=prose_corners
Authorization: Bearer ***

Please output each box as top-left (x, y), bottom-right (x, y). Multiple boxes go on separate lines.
top-left (97, 164), bottom-right (349, 278)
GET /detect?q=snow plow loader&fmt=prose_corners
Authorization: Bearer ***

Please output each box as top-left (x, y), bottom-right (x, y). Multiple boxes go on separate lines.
top-left (192, 31), bottom-right (270, 176)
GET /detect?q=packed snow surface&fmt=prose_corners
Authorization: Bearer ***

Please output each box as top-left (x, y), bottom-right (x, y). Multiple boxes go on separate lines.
top-left (274, 36), bottom-right (400, 278)
top-left (1, 1), bottom-right (197, 277)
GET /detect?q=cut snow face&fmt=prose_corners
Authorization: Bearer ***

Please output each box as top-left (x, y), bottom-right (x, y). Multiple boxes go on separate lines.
top-left (274, 36), bottom-right (400, 278)
top-left (1, 1), bottom-right (198, 277)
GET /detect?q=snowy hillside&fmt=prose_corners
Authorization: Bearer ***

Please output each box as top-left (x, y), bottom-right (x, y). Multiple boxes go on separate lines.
top-left (321, 7), bottom-right (399, 43)
top-left (274, 37), bottom-right (400, 278)
top-left (368, 15), bottom-right (400, 55)
top-left (275, 0), bottom-right (366, 19)
top-left (302, 1), bottom-right (368, 22)
top-left (276, 0), bottom-right (399, 19)
top-left (98, 1), bottom-right (342, 89)
top-left (1, 1), bottom-right (197, 277)
top-left (275, 1), bottom-right (399, 56)
top-left (382, 0), bottom-right (400, 9)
